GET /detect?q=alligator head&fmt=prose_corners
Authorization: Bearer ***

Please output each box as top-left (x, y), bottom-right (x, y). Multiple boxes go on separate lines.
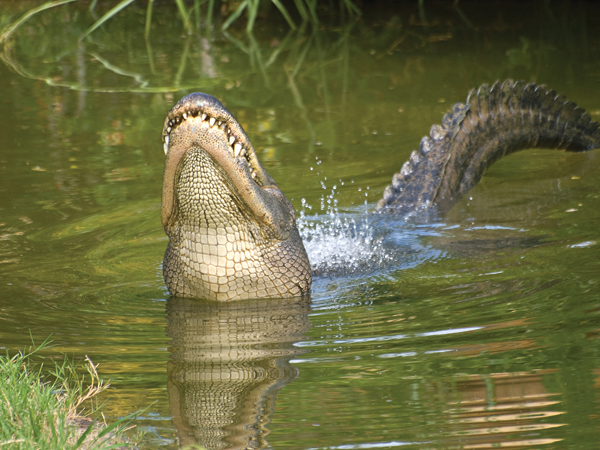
top-left (161, 93), bottom-right (311, 300)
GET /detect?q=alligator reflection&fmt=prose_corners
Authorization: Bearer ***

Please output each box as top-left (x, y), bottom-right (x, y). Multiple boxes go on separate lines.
top-left (166, 297), bottom-right (310, 450)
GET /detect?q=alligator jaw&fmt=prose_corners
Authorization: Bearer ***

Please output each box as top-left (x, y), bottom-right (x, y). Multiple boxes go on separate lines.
top-left (161, 93), bottom-right (294, 241)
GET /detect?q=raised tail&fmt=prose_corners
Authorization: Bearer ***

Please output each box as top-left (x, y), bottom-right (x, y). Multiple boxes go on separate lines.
top-left (376, 80), bottom-right (600, 218)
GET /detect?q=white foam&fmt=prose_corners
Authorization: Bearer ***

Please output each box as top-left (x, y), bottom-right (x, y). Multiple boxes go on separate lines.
top-left (296, 186), bottom-right (392, 277)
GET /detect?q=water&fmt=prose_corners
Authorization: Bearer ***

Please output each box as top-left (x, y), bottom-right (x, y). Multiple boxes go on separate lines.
top-left (1, 1), bottom-right (600, 449)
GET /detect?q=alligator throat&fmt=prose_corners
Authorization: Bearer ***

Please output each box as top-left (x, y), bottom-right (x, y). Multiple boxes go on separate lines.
top-left (161, 81), bottom-right (599, 300)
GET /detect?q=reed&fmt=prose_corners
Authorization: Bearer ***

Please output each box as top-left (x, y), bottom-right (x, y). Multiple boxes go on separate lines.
top-left (91, 0), bottom-right (360, 37)
top-left (1, 0), bottom-right (360, 44)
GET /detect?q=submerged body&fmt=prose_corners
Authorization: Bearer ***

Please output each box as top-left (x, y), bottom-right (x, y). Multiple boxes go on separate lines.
top-left (161, 80), bottom-right (600, 300)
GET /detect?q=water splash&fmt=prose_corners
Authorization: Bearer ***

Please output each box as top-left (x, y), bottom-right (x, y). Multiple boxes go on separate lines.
top-left (296, 184), bottom-right (393, 278)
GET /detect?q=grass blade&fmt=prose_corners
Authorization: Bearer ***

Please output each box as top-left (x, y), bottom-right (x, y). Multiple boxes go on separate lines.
top-left (29, 406), bottom-right (41, 439)
top-left (221, 0), bottom-right (248, 31)
top-left (96, 412), bottom-right (138, 440)
top-left (304, 0), bottom-right (319, 24)
top-left (246, 0), bottom-right (259, 32)
top-left (80, 0), bottom-right (137, 40)
top-left (206, 0), bottom-right (215, 30)
top-left (341, 0), bottom-right (361, 16)
top-left (0, 0), bottom-right (77, 44)
top-left (194, 0), bottom-right (201, 30)
top-left (174, 0), bottom-right (193, 34)
top-left (73, 422), bottom-right (95, 449)
top-left (271, 0), bottom-right (297, 30)
top-left (145, 0), bottom-right (154, 39)
top-left (292, 0), bottom-right (308, 22)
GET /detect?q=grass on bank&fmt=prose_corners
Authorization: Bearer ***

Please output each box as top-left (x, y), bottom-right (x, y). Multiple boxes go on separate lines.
top-left (0, 340), bottom-right (140, 449)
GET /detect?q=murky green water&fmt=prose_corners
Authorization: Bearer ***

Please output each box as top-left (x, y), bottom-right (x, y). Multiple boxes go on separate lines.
top-left (1, 1), bottom-right (600, 449)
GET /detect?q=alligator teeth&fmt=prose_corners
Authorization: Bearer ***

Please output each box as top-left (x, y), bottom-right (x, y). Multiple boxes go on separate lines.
top-left (229, 136), bottom-right (236, 145)
top-left (209, 117), bottom-right (216, 127)
top-left (165, 135), bottom-right (169, 145)
top-left (167, 126), bottom-right (172, 133)
top-left (201, 113), bottom-right (207, 121)
top-left (183, 113), bottom-right (188, 120)
top-left (168, 120), bottom-right (173, 127)
top-left (234, 143), bottom-right (242, 158)
top-left (217, 120), bottom-right (222, 127)
top-left (163, 139), bottom-right (169, 155)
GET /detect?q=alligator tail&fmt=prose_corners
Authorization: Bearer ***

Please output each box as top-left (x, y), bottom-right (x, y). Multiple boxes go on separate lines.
top-left (376, 79), bottom-right (600, 218)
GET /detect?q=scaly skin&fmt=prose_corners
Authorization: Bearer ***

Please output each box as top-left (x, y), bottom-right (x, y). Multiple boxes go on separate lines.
top-left (161, 93), bottom-right (311, 300)
top-left (162, 81), bottom-right (599, 300)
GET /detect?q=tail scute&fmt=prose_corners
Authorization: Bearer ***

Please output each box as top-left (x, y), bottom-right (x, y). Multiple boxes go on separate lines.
top-left (378, 101), bottom-right (469, 215)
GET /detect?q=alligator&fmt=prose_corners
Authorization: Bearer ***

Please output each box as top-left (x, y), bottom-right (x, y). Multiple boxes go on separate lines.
top-left (161, 80), bottom-right (600, 300)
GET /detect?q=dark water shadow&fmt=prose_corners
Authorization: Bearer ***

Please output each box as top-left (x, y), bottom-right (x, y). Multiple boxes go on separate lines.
top-left (165, 296), bottom-right (311, 450)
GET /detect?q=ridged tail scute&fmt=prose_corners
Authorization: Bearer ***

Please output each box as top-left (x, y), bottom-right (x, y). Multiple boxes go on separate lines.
top-left (377, 79), bottom-right (600, 218)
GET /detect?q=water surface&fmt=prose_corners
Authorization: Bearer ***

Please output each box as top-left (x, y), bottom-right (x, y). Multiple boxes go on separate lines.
top-left (1, 2), bottom-right (599, 449)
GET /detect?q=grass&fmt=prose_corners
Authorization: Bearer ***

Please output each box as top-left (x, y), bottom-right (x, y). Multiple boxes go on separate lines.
top-left (0, 339), bottom-right (141, 449)
top-left (96, 0), bottom-right (361, 35)
top-left (0, 0), bottom-right (78, 44)
top-left (1, 0), bottom-right (361, 45)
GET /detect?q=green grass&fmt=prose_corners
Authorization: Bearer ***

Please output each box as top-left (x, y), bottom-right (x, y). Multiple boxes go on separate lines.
top-left (93, 0), bottom-right (360, 35)
top-left (0, 339), bottom-right (141, 449)
top-left (1, 0), bottom-right (361, 45)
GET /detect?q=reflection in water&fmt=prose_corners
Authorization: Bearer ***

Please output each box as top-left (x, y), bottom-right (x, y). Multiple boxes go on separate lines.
top-left (443, 371), bottom-right (565, 448)
top-left (166, 297), bottom-right (310, 450)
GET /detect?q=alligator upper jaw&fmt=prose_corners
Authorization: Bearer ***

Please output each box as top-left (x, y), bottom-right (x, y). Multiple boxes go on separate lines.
top-left (161, 93), bottom-right (295, 241)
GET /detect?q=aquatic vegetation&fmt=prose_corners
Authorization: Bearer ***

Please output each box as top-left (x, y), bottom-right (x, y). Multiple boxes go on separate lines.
top-left (1, 0), bottom-right (361, 42)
